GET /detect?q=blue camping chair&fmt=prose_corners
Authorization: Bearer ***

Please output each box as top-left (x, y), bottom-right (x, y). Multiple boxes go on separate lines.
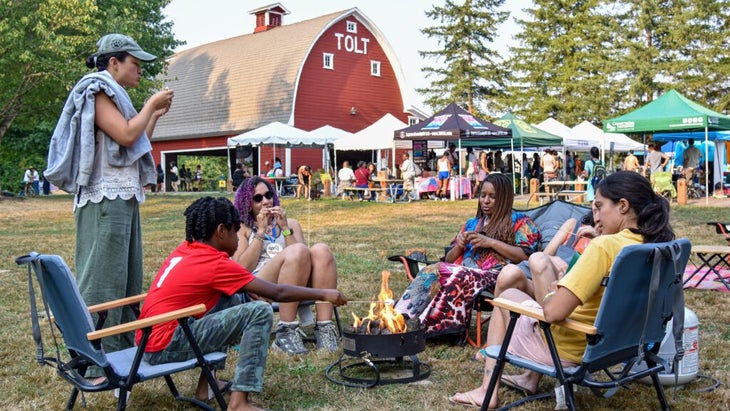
top-left (15, 253), bottom-right (229, 411)
top-left (480, 238), bottom-right (691, 411)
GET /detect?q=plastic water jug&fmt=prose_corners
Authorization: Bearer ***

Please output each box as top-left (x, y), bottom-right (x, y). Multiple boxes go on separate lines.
top-left (634, 307), bottom-right (699, 386)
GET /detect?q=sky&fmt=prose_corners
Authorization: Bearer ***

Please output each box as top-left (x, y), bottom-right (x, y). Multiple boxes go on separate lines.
top-left (163, 0), bottom-right (531, 109)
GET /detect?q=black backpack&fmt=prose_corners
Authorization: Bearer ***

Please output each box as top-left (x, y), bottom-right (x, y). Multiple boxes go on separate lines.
top-left (590, 160), bottom-right (606, 189)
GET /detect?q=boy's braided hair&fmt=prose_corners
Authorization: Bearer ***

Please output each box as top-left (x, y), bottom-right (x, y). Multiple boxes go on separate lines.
top-left (184, 197), bottom-right (241, 242)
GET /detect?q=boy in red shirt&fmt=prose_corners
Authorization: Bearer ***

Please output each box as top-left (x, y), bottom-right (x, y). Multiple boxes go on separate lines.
top-left (137, 197), bottom-right (346, 410)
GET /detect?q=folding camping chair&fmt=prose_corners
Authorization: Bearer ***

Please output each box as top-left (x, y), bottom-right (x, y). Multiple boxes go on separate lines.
top-left (16, 253), bottom-right (229, 411)
top-left (707, 222), bottom-right (730, 245)
top-left (480, 238), bottom-right (691, 411)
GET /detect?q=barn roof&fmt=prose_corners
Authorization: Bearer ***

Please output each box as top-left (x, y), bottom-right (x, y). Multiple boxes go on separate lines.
top-left (153, 8), bottom-right (411, 141)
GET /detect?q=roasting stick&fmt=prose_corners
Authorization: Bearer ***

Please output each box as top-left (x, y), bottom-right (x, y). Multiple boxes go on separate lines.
top-left (315, 299), bottom-right (395, 305)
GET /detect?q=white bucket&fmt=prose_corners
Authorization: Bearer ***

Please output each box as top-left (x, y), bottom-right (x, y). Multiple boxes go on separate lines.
top-left (634, 307), bottom-right (699, 386)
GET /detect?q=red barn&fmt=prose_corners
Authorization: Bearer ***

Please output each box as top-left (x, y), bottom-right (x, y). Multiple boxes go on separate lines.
top-left (152, 3), bottom-right (424, 183)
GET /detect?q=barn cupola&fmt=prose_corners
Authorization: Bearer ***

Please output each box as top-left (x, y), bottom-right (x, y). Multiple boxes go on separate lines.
top-left (249, 3), bottom-right (291, 33)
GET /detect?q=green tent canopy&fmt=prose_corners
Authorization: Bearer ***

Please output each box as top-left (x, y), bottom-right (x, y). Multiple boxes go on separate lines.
top-left (493, 112), bottom-right (563, 147)
top-left (603, 89), bottom-right (730, 133)
top-left (458, 112), bottom-right (564, 148)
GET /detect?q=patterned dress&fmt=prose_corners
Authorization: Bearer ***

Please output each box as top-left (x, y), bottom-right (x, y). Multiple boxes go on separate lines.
top-left (394, 212), bottom-right (540, 338)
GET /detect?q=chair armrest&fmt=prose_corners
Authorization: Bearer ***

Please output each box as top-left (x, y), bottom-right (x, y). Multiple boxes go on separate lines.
top-left (87, 293), bottom-right (148, 314)
top-left (86, 304), bottom-right (207, 341)
top-left (490, 297), bottom-right (597, 335)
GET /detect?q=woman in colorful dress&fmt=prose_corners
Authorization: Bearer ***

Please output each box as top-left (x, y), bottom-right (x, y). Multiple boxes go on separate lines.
top-left (394, 173), bottom-right (541, 337)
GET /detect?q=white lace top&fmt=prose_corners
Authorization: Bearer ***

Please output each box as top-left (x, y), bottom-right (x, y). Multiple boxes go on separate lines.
top-left (249, 229), bottom-right (286, 273)
top-left (75, 129), bottom-right (145, 210)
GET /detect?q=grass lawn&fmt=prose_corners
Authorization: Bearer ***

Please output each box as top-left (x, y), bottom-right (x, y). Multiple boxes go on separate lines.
top-left (0, 193), bottom-right (728, 410)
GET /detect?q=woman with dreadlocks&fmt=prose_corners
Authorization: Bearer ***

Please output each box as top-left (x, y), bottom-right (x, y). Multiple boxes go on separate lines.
top-left (137, 197), bottom-right (346, 410)
top-left (394, 173), bottom-right (541, 338)
top-left (233, 176), bottom-right (340, 355)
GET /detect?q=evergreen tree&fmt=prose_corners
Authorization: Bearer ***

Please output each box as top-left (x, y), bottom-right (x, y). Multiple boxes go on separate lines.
top-left (502, 0), bottom-right (621, 126)
top-left (418, 0), bottom-right (509, 115)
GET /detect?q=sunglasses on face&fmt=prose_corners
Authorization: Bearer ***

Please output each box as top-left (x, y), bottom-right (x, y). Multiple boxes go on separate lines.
top-left (253, 191), bottom-right (274, 203)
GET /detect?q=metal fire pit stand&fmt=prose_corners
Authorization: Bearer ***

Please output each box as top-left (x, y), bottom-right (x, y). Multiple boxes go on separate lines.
top-left (325, 328), bottom-right (431, 388)
top-left (325, 353), bottom-right (431, 388)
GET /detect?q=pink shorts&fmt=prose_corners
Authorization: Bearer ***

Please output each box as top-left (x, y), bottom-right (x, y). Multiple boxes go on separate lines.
top-left (506, 300), bottom-right (578, 368)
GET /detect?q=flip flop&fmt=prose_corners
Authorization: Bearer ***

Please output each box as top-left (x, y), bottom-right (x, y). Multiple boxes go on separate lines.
top-left (500, 374), bottom-right (537, 396)
top-left (472, 347), bottom-right (488, 362)
top-left (448, 392), bottom-right (480, 408)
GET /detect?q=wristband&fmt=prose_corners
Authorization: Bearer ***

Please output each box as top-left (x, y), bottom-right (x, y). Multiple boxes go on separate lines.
top-left (253, 233), bottom-right (266, 242)
top-left (542, 290), bottom-right (556, 304)
top-left (282, 229), bottom-right (292, 237)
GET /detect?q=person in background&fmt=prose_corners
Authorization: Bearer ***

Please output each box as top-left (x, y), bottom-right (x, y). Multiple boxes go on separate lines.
top-left (45, 33), bottom-right (173, 380)
top-left (336, 160), bottom-right (356, 196)
top-left (494, 151), bottom-right (505, 173)
top-left (195, 164), bottom-right (203, 191)
top-left (530, 153), bottom-right (542, 183)
top-left (296, 164), bottom-right (312, 200)
top-left (450, 171), bottom-right (674, 409)
top-left (232, 163), bottom-right (247, 191)
top-left (643, 142), bottom-right (668, 183)
top-left (565, 151), bottom-right (576, 180)
top-left (139, 196), bottom-right (346, 409)
top-left (155, 163), bottom-right (164, 194)
top-left (353, 161), bottom-right (374, 201)
top-left (436, 151), bottom-right (452, 200)
top-left (447, 143), bottom-right (459, 173)
top-left (574, 153), bottom-right (584, 179)
top-left (400, 153), bottom-right (416, 199)
top-left (182, 165), bottom-right (192, 192)
top-left (272, 157), bottom-right (284, 177)
top-left (170, 162), bottom-right (179, 192)
top-left (683, 139), bottom-right (701, 181)
top-left (623, 150), bottom-right (640, 173)
top-left (540, 150), bottom-right (556, 183)
top-left (582, 146), bottom-right (601, 201)
top-left (233, 178), bottom-right (341, 354)
top-left (22, 166), bottom-right (39, 196)
top-left (41, 168), bottom-right (51, 195)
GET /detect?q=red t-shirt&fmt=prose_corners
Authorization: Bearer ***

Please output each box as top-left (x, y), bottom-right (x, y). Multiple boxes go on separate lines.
top-left (135, 241), bottom-right (255, 352)
top-left (354, 168), bottom-right (370, 186)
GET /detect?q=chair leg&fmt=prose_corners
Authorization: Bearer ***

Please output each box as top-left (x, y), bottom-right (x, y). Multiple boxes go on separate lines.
top-left (649, 372), bottom-right (671, 410)
top-left (65, 387), bottom-right (80, 410)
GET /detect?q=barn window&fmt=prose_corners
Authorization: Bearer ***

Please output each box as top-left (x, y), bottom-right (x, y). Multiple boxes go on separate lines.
top-left (323, 53), bottom-right (334, 69)
top-left (346, 20), bottom-right (357, 33)
top-left (370, 60), bottom-right (381, 77)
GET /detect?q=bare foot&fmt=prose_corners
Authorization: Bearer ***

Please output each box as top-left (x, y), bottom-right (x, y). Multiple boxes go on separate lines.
top-left (196, 379), bottom-right (230, 401)
top-left (228, 391), bottom-right (265, 411)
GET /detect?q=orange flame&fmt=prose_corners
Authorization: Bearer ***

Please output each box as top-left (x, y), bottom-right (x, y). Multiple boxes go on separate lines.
top-left (352, 270), bottom-right (407, 334)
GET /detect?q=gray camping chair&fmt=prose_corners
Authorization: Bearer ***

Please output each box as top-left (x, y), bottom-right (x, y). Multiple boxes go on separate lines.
top-left (480, 238), bottom-right (691, 411)
top-left (16, 253), bottom-right (228, 411)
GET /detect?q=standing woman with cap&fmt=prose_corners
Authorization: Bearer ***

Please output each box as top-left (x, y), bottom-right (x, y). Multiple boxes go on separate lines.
top-left (45, 33), bottom-right (174, 378)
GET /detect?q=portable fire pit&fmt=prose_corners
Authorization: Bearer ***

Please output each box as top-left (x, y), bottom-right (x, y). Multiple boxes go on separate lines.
top-left (325, 270), bottom-right (431, 388)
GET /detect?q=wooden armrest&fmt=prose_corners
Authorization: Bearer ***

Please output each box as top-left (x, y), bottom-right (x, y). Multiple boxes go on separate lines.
top-left (87, 304), bottom-right (206, 341)
top-left (87, 293), bottom-right (148, 314)
top-left (490, 297), bottom-right (597, 335)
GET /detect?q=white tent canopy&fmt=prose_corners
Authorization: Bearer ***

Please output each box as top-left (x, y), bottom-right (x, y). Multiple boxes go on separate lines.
top-left (227, 121), bottom-right (325, 146)
top-left (535, 117), bottom-right (573, 142)
top-left (334, 113), bottom-right (407, 150)
top-left (572, 121), bottom-right (644, 152)
top-left (310, 125), bottom-right (353, 142)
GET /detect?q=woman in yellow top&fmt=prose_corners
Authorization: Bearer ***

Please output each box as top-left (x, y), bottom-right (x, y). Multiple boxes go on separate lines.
top-left (450, 171), bottom-right (675, 409)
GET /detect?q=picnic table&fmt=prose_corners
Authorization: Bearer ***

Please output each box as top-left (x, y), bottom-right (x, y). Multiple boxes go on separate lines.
top-left (529, 180), bottom-right (587, 206)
